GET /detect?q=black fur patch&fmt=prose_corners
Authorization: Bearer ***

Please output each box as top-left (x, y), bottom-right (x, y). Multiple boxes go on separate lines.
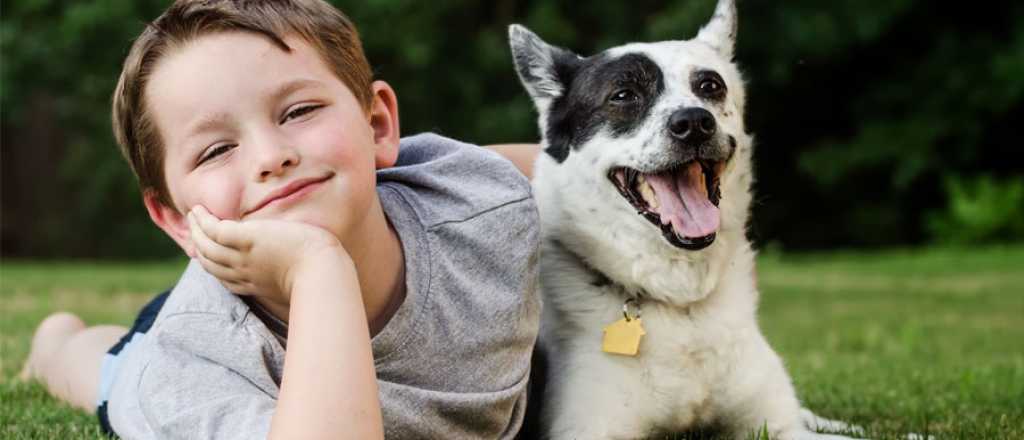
top-left (690, 69), bottom-right (727, 103)
top-left (545, 53), bottom-right (665, 162)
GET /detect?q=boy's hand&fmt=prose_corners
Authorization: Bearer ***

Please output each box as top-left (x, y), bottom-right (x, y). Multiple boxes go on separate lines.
top-left (188, 205), bottom-right (347, 303)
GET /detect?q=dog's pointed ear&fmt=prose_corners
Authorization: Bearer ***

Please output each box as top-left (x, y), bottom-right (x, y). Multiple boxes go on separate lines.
top-left (695, 0), bottom-right (737, 60)
top-left (509, 24), bottom-right (579, 106)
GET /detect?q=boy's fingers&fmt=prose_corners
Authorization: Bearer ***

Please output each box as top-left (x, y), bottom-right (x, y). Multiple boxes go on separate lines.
top-left (191, 207), bottom-right (227, 243)
top-left (194, 251), bottom-right (242, 287)
top-left (212, 220), bottom-right (252, 251)
top-left (220, 279), bottom-right (250, 295)
top-left (211, 271), bottom-right (253, 295)
top-left (191, 207), bottom-right (251, 251)
top-left (189, 213), bottom-right (241, 267)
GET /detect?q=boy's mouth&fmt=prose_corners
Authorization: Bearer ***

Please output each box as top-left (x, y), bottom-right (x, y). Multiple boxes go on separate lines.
top-left (608, 160), bottom-right (724, 250)
top-left (244, 173), bottom-right (334, 217)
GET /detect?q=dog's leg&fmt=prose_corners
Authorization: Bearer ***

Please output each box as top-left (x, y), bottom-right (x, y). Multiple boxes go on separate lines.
top-left (799, 408), bottom-right (869, 438)
top-left (790, 432), bottom-right (868, 440)
top-left (721, 334), bottom-right (866, 440)
top-left (800, 408), bottom-right (865, 436)
top-left (728, 393), bottom-right (867, 440)
top-left (719, 340), bottom-right (803, 439)
top-left (802, 407), bottom-right (938, 440)
top-left (541, 353), bottom-right (652, 439)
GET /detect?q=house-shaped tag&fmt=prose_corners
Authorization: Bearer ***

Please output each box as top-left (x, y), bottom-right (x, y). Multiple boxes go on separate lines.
top-left (602, 317), bottom-right (646, 356)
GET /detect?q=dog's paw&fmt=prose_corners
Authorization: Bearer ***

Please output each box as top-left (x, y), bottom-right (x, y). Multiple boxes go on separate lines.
top-left (799, 408), bottom-right (865, 436)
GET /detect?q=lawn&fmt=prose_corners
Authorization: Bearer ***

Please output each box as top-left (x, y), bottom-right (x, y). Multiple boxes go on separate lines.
top-left (1, 247), bottom-right (1022, 439)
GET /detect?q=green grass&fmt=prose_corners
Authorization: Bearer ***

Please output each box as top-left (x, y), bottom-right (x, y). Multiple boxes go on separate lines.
top-left (2, 247), bottom-right (1023, 439)
top-left (755, 246), bottom-right (1024, 440)
top-left (1, 260), bottom-right (187, 440)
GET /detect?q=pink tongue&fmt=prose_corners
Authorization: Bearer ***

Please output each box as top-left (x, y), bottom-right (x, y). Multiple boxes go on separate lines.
top-left (646, 162), bottom-right (720, 238)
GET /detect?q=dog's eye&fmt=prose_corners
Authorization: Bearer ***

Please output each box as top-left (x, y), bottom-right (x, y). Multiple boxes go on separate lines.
top-left (696, 77), bottom-right (726, 99)
top-left (609, 89), bottom-right (639, 104)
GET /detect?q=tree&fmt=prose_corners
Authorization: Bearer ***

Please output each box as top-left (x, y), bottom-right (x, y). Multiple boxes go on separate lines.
top-left (3, 0), bottom-right (1021, 257)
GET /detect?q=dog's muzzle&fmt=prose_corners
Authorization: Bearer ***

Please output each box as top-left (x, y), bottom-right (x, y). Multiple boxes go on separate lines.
top-left (608, 108), bottom-right (731, 250)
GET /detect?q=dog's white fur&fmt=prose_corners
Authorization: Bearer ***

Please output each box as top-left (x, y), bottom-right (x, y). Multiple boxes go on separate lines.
top-left (511, 1), bottom-right (864, 439)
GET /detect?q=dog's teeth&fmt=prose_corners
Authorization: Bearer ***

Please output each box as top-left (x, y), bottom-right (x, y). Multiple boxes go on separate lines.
top-left (638, 179), bottom-right (658, 209)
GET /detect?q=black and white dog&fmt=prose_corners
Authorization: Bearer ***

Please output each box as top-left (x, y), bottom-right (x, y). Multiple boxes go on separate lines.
top-left (510, 0), bottom-right (865, 438)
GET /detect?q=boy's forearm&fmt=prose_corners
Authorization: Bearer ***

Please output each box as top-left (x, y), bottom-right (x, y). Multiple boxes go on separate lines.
top-left (485, 144), bottom-right (540, 180)
top-left (269, 251), bottom-right (383, 440)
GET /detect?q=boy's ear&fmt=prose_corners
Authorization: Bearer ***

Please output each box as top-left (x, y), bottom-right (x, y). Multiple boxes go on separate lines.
top-left (143, 190), bottom-right (196, 258)
top-left (368, 80), bottom-right (400, 169)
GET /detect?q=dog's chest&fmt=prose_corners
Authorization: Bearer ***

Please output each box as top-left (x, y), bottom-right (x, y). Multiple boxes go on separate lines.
top-left (601, 310), bottom-right (735, 428)
top-left (639, 307), bottom-right (739, 380)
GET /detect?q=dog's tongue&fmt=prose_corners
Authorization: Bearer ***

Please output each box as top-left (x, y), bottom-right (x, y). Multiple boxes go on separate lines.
top-left (646, 162), bottom-right (720, 238)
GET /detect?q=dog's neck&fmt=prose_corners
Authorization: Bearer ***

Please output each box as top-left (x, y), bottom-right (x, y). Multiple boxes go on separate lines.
top-left (569, 221), bottom-right (743, 307)
top-left (537, 190), bottom-right (748, 308)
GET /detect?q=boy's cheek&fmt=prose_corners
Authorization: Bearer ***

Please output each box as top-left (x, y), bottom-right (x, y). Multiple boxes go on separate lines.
top-left (206, 198), bottom-right (245, 221)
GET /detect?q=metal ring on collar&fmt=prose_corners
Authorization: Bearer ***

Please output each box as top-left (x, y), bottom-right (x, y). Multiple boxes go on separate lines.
top-left (622, 298), bottom-right (642, 321)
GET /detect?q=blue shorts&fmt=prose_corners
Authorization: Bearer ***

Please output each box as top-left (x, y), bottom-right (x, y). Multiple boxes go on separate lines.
top-left (96, 290), bottom-right (170, 437)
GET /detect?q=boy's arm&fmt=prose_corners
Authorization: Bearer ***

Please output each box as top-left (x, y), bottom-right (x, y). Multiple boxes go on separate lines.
top-left (485, 144), bottom-right (540, 180)
top-left (190, 208), bottom-right (383, 440)
top-left (270, 250), bottom-right (382, 440)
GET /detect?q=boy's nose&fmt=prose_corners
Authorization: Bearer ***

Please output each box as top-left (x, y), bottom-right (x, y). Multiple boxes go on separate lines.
top-left (254, 143), bottom-right (300, 180)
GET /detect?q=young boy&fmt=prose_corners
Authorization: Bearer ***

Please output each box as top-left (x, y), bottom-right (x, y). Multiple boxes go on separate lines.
top-left (19, 0), bottom-right (542, 438)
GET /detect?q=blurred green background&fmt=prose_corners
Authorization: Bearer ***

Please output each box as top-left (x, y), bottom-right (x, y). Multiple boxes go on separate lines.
top-left (2, 0), bottom-right (1023, 258)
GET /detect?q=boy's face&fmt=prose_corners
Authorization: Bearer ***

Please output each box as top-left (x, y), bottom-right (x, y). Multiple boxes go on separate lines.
top-left (143, 31), bottom-right (399, 256)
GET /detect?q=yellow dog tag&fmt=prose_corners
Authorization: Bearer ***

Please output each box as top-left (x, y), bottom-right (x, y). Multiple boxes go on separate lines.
top-left (602, 317), bottom-right (646, 356)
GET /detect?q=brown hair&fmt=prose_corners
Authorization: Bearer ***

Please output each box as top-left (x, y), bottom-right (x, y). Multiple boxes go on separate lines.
top-left (112, 0), bottom-right (373, 208)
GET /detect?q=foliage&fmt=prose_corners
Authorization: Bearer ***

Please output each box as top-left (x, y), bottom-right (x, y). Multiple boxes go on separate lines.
top-left (2, 0), bottom-right (1022, 257)
top-left (927, 175), bottom-right (1024, 244)
top-left (1, 0), bottom-right (176, 258)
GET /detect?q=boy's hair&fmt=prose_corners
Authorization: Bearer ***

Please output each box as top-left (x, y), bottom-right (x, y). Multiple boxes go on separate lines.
top-left (112, 0), bottom-right (373, 208)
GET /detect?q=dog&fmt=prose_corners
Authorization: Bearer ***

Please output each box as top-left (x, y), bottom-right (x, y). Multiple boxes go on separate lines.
top-left (509, 1), bottom-right (866, 438)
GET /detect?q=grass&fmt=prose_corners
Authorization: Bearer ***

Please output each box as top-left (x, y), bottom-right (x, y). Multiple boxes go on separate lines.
top-left (755, 246), bottom-right (1024, 440)
top-left (1, 260), bottom-right (187, 440)
top-left (2, 247), bottom-right (1023, 439)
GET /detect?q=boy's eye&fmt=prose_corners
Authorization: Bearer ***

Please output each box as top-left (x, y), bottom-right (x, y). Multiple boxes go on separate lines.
top-left (280, 104), bottom-right (323, 124)
top-left (197, 143), bottom-right (236, 166)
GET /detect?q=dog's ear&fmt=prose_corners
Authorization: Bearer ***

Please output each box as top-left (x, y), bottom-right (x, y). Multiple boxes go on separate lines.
top-left (508, 24), bottom-right (579, 107)
top-left (695, 0), bottom-right (737, 60)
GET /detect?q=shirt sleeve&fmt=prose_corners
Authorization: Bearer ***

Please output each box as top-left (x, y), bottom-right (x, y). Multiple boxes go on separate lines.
top-left (134, 312), bottom-right (283, 440)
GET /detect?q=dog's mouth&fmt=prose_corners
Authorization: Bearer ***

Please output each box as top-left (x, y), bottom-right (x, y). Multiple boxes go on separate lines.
top-left (609, 160), bottom-right (725, 250)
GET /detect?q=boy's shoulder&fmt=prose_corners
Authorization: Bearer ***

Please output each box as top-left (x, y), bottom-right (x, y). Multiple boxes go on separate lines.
top-left (112, 261), bottom-right (283, 388)
top-left (106, 261), bottom-right (283, 438)
top-left (129, 261), bottom-right (282, 366)
top-left (156, 260), bottom-right (254, 323)
top-left (378, 133), bottom-right (535, 229)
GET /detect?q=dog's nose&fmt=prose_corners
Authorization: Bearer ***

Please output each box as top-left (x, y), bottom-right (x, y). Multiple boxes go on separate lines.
top-left (668, 108), bottom-right (716, 143)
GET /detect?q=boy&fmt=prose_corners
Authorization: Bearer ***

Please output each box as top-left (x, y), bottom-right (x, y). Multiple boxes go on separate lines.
top-left (20, 0), bottom-right (542, 438)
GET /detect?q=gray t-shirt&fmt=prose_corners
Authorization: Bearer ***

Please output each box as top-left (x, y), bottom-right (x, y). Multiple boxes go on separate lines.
top-left (107, 133), bottom-right (541, 439)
